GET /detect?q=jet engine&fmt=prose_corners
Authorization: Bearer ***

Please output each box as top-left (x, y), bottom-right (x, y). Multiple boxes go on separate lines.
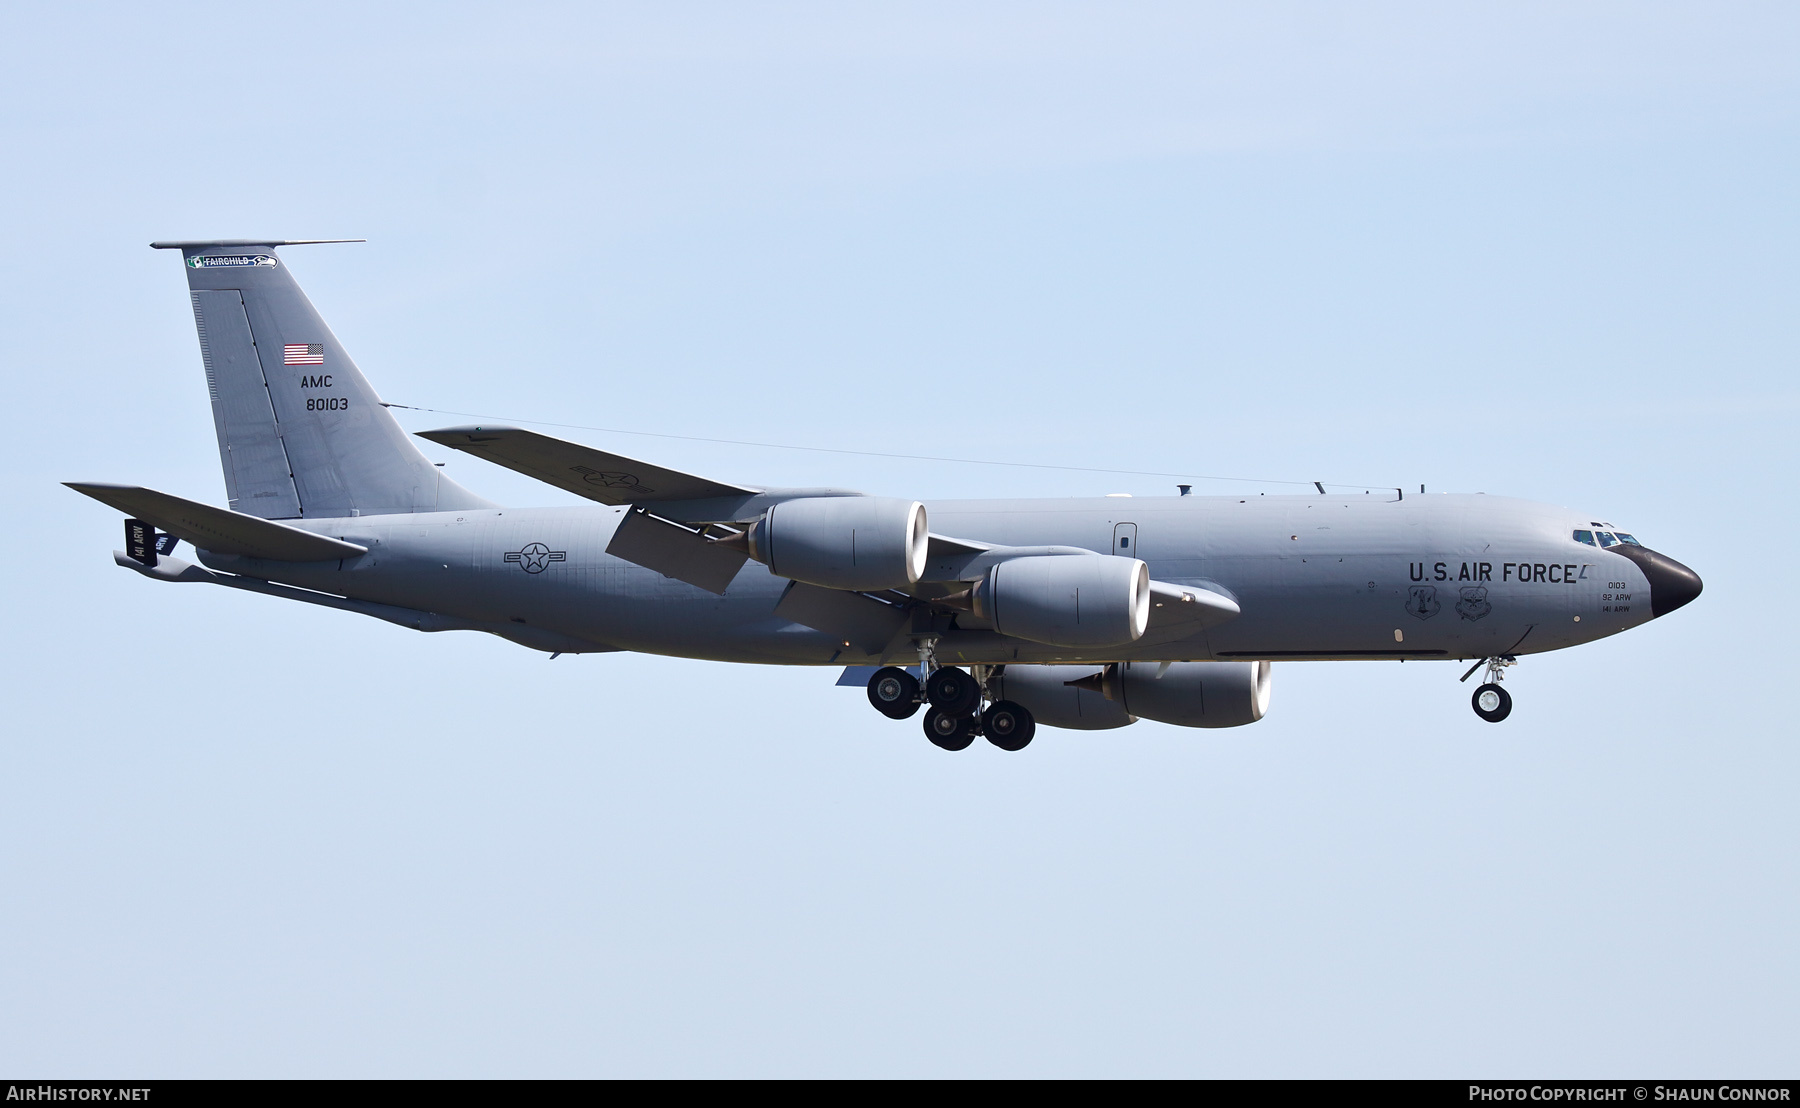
top-left (991, 661), bottom-right (1272, 730)
top-left (1087, 660), bottom-right (1272, 728)
top-left (989, 665), bottom-right (1135, 730)
top-left (747, 496), bottom-right (929, 591)
top-left (970, 555), bottom-right (1150, 647)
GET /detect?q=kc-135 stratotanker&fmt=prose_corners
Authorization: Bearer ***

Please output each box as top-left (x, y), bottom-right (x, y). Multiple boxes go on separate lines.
top-left (70, 241), bottom-right (1703, 750)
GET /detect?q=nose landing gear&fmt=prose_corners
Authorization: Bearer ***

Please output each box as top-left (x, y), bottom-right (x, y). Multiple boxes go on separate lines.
top-left (1472, 683), bottom-right (1512, 722)
top-left (1460, 655), bottom-right (1517, 723)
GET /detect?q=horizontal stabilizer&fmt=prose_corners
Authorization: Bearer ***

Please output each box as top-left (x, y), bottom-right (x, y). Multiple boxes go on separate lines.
top-left (67, 483), bottom-right (367, 562)
top-left (418, 426), bottom-right (758, 506)
top-left (149, 239), bottom-right (366, 249)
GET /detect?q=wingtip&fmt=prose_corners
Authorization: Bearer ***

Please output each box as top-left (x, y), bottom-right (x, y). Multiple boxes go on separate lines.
top-left (64, 480), bottom-right (129, 495)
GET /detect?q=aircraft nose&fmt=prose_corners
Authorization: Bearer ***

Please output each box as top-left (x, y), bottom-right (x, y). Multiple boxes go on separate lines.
top-left (1648, 552), bottom-right (1703, 617)
top-left (1615, 546), bottom-right (1703, 617)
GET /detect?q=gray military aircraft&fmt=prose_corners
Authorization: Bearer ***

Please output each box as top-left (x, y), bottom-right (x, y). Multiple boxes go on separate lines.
top-left (70, 240), bottom-right (1703, 749)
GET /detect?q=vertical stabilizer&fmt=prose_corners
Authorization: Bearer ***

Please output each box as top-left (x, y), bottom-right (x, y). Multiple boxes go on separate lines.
top-left (154, 240), bottom-right (494, 519)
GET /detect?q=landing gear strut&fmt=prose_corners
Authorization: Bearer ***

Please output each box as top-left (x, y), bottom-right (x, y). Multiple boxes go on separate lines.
top-left (1460, 655), bottom-right (1516, 723)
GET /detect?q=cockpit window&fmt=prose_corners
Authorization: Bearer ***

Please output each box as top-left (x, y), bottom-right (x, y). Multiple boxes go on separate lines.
top-left (1573, 529), bottom-right (1597, 546)
top-left (1596, 532), bottom-right (1620, 548)
top-left (1615, 533), bottom-right (1642, 546)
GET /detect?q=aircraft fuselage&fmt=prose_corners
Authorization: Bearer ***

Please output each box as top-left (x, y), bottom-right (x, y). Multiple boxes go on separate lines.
top-left (197, 491), bottom-right (1688, 666)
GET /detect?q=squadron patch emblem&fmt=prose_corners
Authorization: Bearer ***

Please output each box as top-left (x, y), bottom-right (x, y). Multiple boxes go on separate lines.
top-left (1456, 586), bottom-right (1492, 621)
top-left (1406, 585), bottom-right (1441, 620)
top-left (186, 253), bottom-right (277, 269)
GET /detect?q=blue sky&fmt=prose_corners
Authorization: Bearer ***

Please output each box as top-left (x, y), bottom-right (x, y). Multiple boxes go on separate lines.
top-left (2, 2), bottom-right (1795, 1076)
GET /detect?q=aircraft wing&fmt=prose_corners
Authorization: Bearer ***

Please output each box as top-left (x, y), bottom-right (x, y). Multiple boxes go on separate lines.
top-left (65, 483), bottom-right (367, 561)
top-left (417, 425), bottom-right (760, 506)
top-left (412, 429), bottom-right (1242, 643)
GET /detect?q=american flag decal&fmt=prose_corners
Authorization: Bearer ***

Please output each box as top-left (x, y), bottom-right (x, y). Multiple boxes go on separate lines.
top-left (283, 343), bottom-right (324, 365)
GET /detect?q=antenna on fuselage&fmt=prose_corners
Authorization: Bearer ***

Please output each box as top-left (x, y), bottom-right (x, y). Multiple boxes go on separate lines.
top-left (1314, 481), bottom-right (1325, 495)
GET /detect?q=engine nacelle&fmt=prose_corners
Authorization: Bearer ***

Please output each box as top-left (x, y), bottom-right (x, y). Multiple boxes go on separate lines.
top-left (748, 496), bottom-right (928, 591)
top-left (989, 665), bottom-right (1135, 730)
top-left (971, 555), bottom-right (1149, 647)
top-left (1097, 660), bottom-right (1272, 728)
top-left (991, 661), bottom-right (1271, 730)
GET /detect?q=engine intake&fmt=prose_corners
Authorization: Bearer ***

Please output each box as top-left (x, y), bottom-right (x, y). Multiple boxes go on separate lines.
top-left (748, 496), bottom-right (928, 591)
top-left (971, 555), bottom-right (1149, 647)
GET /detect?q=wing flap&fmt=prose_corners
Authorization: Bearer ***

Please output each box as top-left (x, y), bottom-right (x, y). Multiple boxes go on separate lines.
top-left (417, 425), bottom-right (758, 505)
top-left (604, 508), bottom-right (749, 595)
top-left (66, 483), bottom-right (367, 561)
top-left (773, 581), bottom-right (910, 655)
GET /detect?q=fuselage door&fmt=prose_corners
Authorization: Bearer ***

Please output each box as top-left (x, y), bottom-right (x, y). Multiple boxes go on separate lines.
top-left (1112, 522), bottom-right (1138, 558)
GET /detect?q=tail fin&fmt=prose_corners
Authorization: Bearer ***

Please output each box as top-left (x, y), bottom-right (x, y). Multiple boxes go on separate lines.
top-left (153, 239), bottom-right (494, 519)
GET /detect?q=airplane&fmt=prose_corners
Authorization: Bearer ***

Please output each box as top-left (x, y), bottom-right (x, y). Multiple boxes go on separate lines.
top-left (68, 240), bottom-right (1704, 751)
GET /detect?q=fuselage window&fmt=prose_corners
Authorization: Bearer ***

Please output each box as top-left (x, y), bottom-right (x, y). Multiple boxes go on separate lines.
top-left (1596, 532), bottom-right (1621, 548)
top-left (1615, 533), bottom-right (1642, 546)
top-left (1573, 529), bottom-right (1597, 546)
top-left (1120, 536), bottom-right (1130, 549)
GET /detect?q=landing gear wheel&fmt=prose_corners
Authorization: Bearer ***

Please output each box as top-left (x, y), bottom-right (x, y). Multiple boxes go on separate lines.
top-left (1472, 682), bottom-right (1513, 723)
top-left (923, 708), bottom-right (977, 750)
top-left (866, 666), bottom-right (921, 719)
top-left (982, 700), bottom-right (1036, 751)
top-left (924, 667), bottom-right (981, 715)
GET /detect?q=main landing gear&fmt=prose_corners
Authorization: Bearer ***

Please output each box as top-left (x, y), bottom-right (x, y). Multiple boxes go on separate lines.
top-left (866, 666), bottom-right (921, 719)
top-left (866, 641), bottom-right (1036, 752)
top-left (923, 706), bottom-right (979, 751)
top-left (980, 699), bottom-right (1035, 752)
top-left (1460, 655), bottom-right (1517, 723)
